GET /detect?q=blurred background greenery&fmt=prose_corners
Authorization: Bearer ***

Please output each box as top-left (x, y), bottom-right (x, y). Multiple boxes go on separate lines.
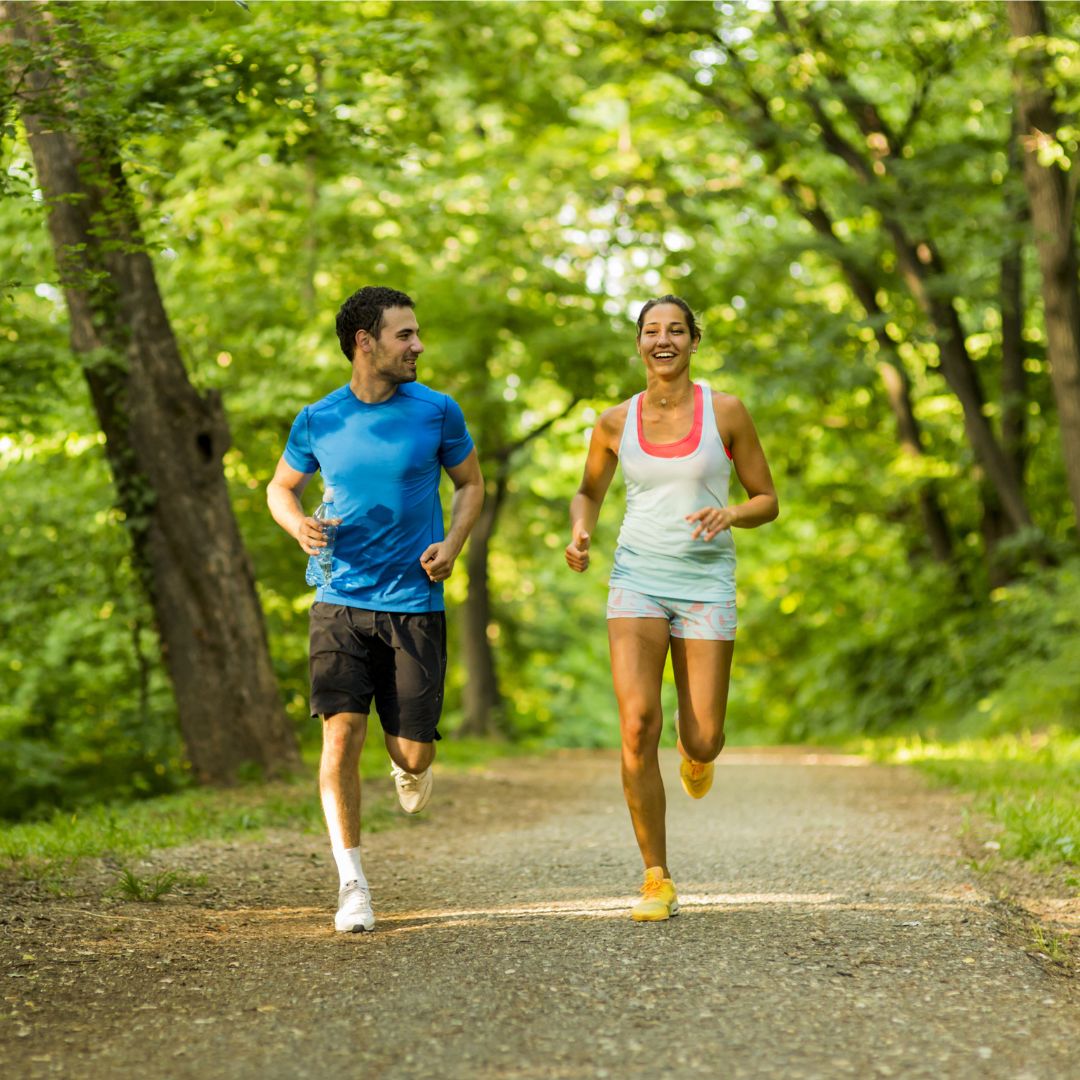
top-left (1, 1), bottom-right (1076, 872)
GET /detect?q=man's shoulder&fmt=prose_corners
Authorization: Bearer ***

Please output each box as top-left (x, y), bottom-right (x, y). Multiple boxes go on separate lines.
top-left (397, 382), bottom-right (459, 414)
top-left (305, 384), bottom-right (352, 418)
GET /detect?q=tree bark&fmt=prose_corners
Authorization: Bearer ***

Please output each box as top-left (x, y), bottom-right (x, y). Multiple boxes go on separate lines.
top-left (1000, 225), bottom-right (1028, 489)
top-left (782, 181), bottom-right (956, 564)
top-left (1009, 0), bottom-right (1080, 531)
top-left (999, 116), bottom-right (1030, 493)
top-left (457, 400), bottom-right (579, 737)
top-left (978, 125), bottom-right (1030, 582)
top-left (458, 473), bottom-right (508, 738)
top-left (684, 65), bottom-right (957, 564)
top-left (769, 2), bottom-right (1034, 534)
top-left (3, 1), bottom-right (299, 783)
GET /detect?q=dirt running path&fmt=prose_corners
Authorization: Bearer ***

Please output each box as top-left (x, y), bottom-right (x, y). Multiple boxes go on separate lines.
top-left (2, 748), bottom-right (1077, 1079)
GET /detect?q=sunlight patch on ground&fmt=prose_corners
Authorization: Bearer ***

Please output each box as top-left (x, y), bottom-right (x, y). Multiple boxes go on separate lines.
top-left (65, 888), bottom-right (993, 948)
top-left (211, 887), bottom-right (984, 928)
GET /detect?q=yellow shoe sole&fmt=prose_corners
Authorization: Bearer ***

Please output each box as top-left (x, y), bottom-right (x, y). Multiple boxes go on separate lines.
top-left (679, 759), bottom-right (714, 799)
top-left (631, 900), bottom-right (680, 922)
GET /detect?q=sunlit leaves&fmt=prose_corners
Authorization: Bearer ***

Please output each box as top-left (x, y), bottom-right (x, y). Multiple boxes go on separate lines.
top-left (2, 1), bottom-right (1079, 814)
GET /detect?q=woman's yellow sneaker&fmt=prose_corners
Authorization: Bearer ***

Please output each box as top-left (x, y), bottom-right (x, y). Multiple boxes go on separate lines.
top-left (631, 866), bottom-right (680, 922)
top-left (679, 757), bottom-right (714, 799)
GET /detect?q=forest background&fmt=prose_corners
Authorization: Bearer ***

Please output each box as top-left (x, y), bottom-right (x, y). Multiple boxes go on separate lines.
top-left (0, 0), bottom-right (1077, 881)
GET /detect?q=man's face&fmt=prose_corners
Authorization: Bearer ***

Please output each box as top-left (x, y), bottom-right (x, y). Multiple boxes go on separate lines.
top-left (366, 306), bottom-right (424, 383)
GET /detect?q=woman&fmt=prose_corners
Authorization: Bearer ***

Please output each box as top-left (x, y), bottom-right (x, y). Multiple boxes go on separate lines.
top-left (565, 295), bottom-right (778, 922)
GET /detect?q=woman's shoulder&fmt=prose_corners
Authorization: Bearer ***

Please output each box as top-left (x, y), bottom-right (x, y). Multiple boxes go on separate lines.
top-left (600, 398), bottom-right (632, 424)
top-left (710, 389), bottom-right (749, 421)
top-left (594, 399), bottom-right (632, 446)
top-left (709, 389), bottom-right (757, 445)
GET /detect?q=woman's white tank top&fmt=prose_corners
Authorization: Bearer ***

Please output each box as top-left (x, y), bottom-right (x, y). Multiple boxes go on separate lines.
top-left (609, 382), bottom-right (736, 601)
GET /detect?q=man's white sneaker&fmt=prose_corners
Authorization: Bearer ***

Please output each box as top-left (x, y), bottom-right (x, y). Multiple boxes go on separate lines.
top-left (335, 880), bottom-right (374, 933)
top-left (391, 763), bottom-right (433, 814)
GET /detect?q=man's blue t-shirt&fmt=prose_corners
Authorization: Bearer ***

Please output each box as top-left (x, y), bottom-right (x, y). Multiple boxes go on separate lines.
top-left (284, 382), bottom-right (474, 613)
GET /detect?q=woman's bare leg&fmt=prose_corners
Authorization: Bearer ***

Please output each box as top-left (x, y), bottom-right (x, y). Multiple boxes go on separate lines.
top-left (608, 617), bottom-right (673, 872)
top-left (670, 637), bottom-right (735, 763)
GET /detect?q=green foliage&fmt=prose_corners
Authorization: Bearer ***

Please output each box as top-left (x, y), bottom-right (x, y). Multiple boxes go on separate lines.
top-left (748, 557), bottom-right (1080, 743)
top-left (0, 777), bottom-right (320, 877)
top-left (0, 738), bottom-right (509, 879)
top-left (2, 1), bottom-right (1079, 823)
top-left (869, 731), bottom-right (1079, 873)
top-left (109, 866), bottom-right (182, 902)
top-left (0, 405), bottom-right (185, 819)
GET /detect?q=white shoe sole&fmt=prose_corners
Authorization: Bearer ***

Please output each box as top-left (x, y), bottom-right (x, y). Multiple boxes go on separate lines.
top-left (335, 920), bottom-right (374, 933)
top-left (335, 910), bottom-right (375, 933)
top-left (394, 767), bottom-right (433, 814)
top-left (335, 884), bottom-right (375, 932)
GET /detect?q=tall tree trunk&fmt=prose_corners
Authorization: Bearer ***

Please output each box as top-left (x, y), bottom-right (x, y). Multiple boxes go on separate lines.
top-left (769, 1), bottom-right (1034, 534)
top-left (457, 400), bottom-right (579, 737)
top-left (980, 126), bottom-right (1031, 586)
top-left (697, 68), bottom-right (957, 564)
top-left (3, 1), bottom-right (299, 783)
top-left (458, 475), bottom-right (508, 738)
top-left (1001, 119), bottom-right (1029, 489)
top-left (1000, 236), bottom-right (1028, 489)
top-left (874, 359), bottom-right (956, 564)
top-left (789, 184), bottom-right (955, 563)
top-left (1009, 0), bottom-right (1080, 531)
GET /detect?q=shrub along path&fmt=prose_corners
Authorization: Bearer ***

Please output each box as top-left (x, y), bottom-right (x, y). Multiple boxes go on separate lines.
top-left (1, 748), bottom-right (1076, 1079)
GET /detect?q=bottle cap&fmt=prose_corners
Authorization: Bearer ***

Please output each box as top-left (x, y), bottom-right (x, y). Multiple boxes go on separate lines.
top-left (323, 486), bottom-right (335, 502)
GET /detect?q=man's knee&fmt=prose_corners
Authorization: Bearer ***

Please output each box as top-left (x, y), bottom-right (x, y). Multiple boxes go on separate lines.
top-left (321, 713), bottom-right (366, 766)
top-left (387, 738), bottom-right (435, 774)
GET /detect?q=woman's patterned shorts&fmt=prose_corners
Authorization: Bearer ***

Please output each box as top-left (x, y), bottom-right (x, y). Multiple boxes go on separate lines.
top-left (606, 587), bottom-right (737, 641)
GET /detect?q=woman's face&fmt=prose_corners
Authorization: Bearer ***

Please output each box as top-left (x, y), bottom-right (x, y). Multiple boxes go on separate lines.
top-left (636, 303), bottom-right (698, 377)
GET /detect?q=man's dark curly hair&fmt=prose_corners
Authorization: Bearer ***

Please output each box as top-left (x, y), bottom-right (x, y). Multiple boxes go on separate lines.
top-left (335, 286), bottom-right (415, 360)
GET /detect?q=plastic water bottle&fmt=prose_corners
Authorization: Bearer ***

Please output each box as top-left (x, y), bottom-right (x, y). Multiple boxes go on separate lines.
top-left (304, 487), bottom-right (339, 587)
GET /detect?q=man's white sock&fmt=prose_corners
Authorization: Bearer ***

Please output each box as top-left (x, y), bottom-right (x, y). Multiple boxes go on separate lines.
top-left (332, 846), bottom-right (366, 889)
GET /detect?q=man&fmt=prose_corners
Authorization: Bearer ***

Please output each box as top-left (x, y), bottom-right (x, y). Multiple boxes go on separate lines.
top-left (268, 285), bottom-right (484, 933)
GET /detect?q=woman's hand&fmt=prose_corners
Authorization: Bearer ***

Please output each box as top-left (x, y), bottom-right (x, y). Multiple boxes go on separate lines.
top-left (685, 506), bottom-right (738, 542)
top-left (565, 527), bottom-right (591, 572)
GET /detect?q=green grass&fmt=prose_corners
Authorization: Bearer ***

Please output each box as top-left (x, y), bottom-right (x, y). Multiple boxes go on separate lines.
top-left (0, 736), bottom-right (512, 881)
top-left (862, 729), bottom-right (1079, 882)
top-left (109, 866), bottom-right (183, 902)
top-left (10, 717), bottom-right (1073, 896)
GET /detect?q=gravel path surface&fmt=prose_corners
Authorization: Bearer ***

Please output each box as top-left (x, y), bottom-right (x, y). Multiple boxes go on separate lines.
top-left (2, 747), bottom-right (1076, 1079)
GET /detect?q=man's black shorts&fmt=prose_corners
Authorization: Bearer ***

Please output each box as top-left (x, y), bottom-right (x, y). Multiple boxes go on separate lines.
top-left (309, 603), bottom-right (446, 742)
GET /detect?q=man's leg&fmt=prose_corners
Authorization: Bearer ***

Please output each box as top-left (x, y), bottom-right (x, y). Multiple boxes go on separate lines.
top-left (384, 734), bottom-right (436, 814)
top-left (309, 603), bottom-right (379, 930)
top-left (377, 612), bottom-right (445, 814)
top-left (320, 711), bottom-right (374, 932)
top-left (320, 711), bottom-right (367, 853)
top-left (384, 734), bottom-right (436, 774)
